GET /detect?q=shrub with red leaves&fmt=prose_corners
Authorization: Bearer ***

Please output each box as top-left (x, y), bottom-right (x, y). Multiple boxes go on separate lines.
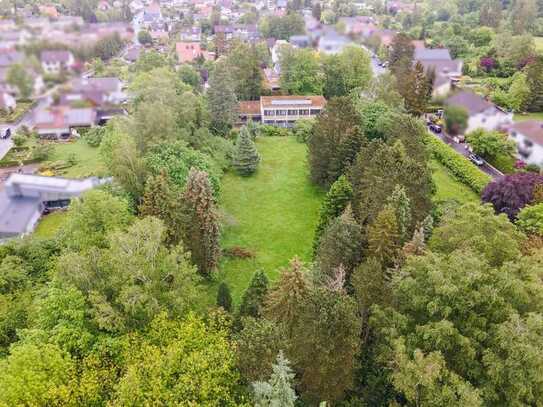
top-left (482, 173), bottom-right (543, 219)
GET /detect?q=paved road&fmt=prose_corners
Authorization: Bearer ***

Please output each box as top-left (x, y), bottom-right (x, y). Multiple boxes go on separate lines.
top-left (429, 128), bottom-right (503, 179)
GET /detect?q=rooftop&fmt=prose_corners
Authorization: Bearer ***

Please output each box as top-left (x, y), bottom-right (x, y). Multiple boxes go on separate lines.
top-left (510, 120), bottom-right (543, 146)
top-left (261, 95), bottom-right (326, 108)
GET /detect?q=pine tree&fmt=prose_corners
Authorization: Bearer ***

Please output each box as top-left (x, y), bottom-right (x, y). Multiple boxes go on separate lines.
top-left (401, 61), bottom-right (430, 116)
top-left (313, 175), bottom-right (353, 255)
top-left (139, 170), bottom-right (184, 245)
top-left (207, 58), bottom-right (238, 134)
top-left (217, 282), bottom-right (233, 312)
top-left (315, 205), bottom-right (364, 282)
top-left (252, 351), bottom-right (297, 407)
top-left (182, 168), bottom-right (220, 277)
top-left (265, 257), bottom-right (310, 335)
top-left (526, 56), bottom-right (543, 112)
top-left (386, 184), bottom-right (412, 244)
top-left (239, 270), bottom-right (269, 318)
top-left (421, 214), bottom-right (434, 241)
top-left (367, 206), bottom-right (400, 268)
top-left (232, 126), bottom-right (260, 176)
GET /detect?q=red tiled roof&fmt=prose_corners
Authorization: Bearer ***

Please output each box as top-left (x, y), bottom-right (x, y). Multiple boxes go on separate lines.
top-left (175, 42), bottom-right (213, 63)
top-left (239, 100), bottom-right (260, 115)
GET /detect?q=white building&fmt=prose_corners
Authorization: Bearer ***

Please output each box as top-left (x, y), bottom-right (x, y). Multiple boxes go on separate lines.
top-left (508, 120), bottom-right (543, 167)
top-left (444, 91), bottom-right (513, 134)
top-left (41, 50), bottom-right (75, 74)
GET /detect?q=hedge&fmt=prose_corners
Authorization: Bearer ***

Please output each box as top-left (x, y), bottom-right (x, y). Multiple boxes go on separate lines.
top-left (426, 135), bottom-right (492, 194)
top-left (0, 158), bottom-right (42, 168)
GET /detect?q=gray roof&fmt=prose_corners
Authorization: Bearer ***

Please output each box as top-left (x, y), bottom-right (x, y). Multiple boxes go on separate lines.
top-left (418, 59), bottom-right (462, 75)
top-left (71, 77), bottom-right (121, 93)
top-left (0, 189), bottom-right (41, 237)
top-left (41, 50), bottom-right (72, 63)
top-left (445, 91), bottom-right (495, 116)
top-left (0, 50), bottom-right (23, 67)
top-left (414, 48), bottom-right (452, 61)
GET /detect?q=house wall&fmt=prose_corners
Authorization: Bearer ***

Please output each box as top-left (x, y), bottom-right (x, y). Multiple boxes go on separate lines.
top-left (466, 111), bottom-right (513, 134)
top-left (509, 131), bottom-right (543, 166)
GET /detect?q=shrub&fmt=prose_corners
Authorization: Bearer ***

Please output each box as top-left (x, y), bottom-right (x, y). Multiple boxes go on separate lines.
top-left (516, 203), bottom-right (543, 235)
top-left (12, 134), bottom-right (25, 147)
top-left (444, 105), bottom-right (468, 135)
top-left (258, 125), bottom-right (291, 137)
top-left (526, 163), bottom-right (541, 173)
top-left (32, 143), bottom-right (53, 161)
top-left (83, 126), bottom-right (106, 147)
top-left (293, 118), bottom-right (315, 143)
top-left (427, 135), bottom-right (492, 193)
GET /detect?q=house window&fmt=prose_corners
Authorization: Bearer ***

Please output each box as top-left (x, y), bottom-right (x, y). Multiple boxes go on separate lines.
top-left (299, 109), bottom-right (309, 115)
top-left (276, 110), bottom-right (287, 116)
top-left (287, 109), bottom-right (298, 115)
top-left (264, 109), bottom-right (275, 116)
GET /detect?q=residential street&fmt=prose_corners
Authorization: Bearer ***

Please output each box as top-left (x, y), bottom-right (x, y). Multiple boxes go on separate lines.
top-left (429, 128), bottom-right (503, 180)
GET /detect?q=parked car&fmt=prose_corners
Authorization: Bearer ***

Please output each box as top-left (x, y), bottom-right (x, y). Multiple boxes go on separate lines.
top-left (468, 153), bottom-right (485, 166)
top-left (429, 124), bottom-right (442, 133)
top-left (1, 128), bottom-right (11, 139)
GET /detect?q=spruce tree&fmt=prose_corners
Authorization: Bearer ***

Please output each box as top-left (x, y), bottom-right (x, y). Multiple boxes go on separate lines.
top-left (182, 168), bottom-right (220, 277)
top-left (207, 58), bottom-right (238, 134)
top-left (232, 126), bottom-right (260, 176)
top-left (139, 170), bottom-right (184, 245)
top-left (313, 175), bottom-right (353, 255)
top-left (367, 206), bottom-right (400, 268)
top-left (386, 184), bottom-right (412, 244)
top-left (238, 270), bottom-right (269, 318)
top-left (265, 257), bottom-right (310, 335)
top-left (315, 205), bottom-right (364, 282)
top-left (526, 56), bottom-right (543, 112)
top-left (216, 282), bottom-right (233, 312)
top-left (253, 351), bottom-right (297, 407)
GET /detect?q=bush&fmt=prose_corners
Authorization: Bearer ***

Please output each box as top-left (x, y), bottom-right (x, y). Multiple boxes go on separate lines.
top-left (258, 125), bottom-right (291, 137)
top-left (12, 134), bottom-right (26, 147)
top-left (526, 163), bottom-right (541, 173)
top-left (427, 135), bottom-right (492, 193)
top-left (516, 203), bottom-right (543, 235)
top-left (83, 127), bottom-right (106, 147)
top-left (293, 118), bottom-right (314, 143)
top-left (32, 143), bottom-right (53, 161)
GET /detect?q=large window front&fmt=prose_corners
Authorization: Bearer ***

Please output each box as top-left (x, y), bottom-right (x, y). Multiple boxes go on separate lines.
top-left (276, 109), bottom-right (287, 116)
top-left (288, 109), bottom-right (298, 115)
top-left (264, 109), bottom-right (275, 116)
top-left (310, 109), bottom-right (321, 115)
top-left (299, 109), bottom-right (309, 115)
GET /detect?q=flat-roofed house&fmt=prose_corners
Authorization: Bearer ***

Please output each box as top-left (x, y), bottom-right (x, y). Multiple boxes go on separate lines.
top-left (239, 96), bottom-right (326, 127)
top-left (0, 174), bottom-right (109, 239)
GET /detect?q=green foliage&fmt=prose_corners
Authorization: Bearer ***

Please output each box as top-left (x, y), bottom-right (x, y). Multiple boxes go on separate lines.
top-left (113, 313), bottom-right (243, 405)
top-left (182, 169), bottom-right (221, 277)
top-left (367, 206), bottom-right (400, 268)
top-left (322, 46), bottom-right (372, 98)
top-left (526, 55), bottom-right (543, 112)
top-left (137, 29), bottom-right (152, 45)
top-left (226, 42), bottom-right (264, 100)
top-left (133, 50), bottom-right (169, 73)
top-left (312, 175), bottom-right (353, 254)
top-left (217, 282), bottom-right (233, 312)
top-left (178, 64), bottom-right (201, 91)
top-left (358, 101), bottom-right (393, 141)
top-left (292, 118), bottom-right (314, 143)
top-left (466, 128), bottom-right (516, 161)
top-left (56, 217), bottom-right (201, 333)
top-left (386, 184), bottom-right (412, 243)
top-left (516, 203), bottom-right (543, 235)
top-left (259, 13), bottom-right (305, 39)
top-left (232, 127), bottom-right (261, 176)
top-left (83, 126), bottom-right (107, 147)
top-left (444, 105), bottom-right (469, 135)
top-left (93, 33), bottom-right (124, 61)
top-left (258, 125), bottom-right (291, 137)
top-left (253, 351), bottom-right (297, 407)
top-left (6, 64), bottom-right (33, 99)
top-left (279, 47), bottom-right (324, 95)
top-left (207, 59), bottom-right (238, 134)
top-left (59, 189), bottom-right (133, 251)
top-left (426, 135), bottom-right (492, 193)
top-left (238, 270), bottom-right (269, 319)
top-left (308, 96), bottom-right (363, 187)
top-left (11, 134), bottom-right (25, 147)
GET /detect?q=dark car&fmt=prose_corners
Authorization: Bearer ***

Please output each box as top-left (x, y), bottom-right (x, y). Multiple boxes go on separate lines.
top-left (468, 153), bottom-right (485, 166)
top-left (429, 124), bottom-right (442, 133)
top-left (1, 128), bottom-right (10, 139)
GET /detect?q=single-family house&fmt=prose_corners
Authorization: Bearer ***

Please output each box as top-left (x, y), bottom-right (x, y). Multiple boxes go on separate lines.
top-left (239, 95), bottom-right (326, 127)
top-left (0, 91), bottom-right (16, 111)
top-left (71, 77), bottom-right (126, 104)
top-left (289, 35), bottom-right (311, 48)
top-left (175, 42), bottom-right (214, 63)
top-left (508, 120), bottom-right (543, 166)
top-left (33, 106), bottom-right (98, 139)
top-left (41, 50), bottom-right (75, 74)
top-left (318, 30), bottom-right (353, 54)
top-left (180, 26), bottom-right (202, 42)
top-left (414, 47), bottom-right (462, 97)
top-left (0, 173), bottom-right (109, 239)
top-left (444, 91), bottom-right (513, 134)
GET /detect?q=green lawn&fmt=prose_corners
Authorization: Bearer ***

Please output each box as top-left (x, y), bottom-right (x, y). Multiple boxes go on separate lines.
top-left (45, 139), bottom-right (106, 178)
top-left (430, 159), bottom-right (479, 204)
top-left (535, 37), bottom-right (543, 52)
top-left (34, 211), bottom-right (68, 238)
top-left (0, 101), bottom-right (33, 123)
top-left (514, 112), bottom-right (543, 122)
top-left (209, 137), bottom-right (325, 304)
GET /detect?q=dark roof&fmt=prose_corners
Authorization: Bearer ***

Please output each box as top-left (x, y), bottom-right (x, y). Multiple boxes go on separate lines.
top-left (0, 189), bottom-right (41, 237)
top-left (445, 91), bottom-right (495, 116)
top-left (414, 47), bottom-right (452, 61)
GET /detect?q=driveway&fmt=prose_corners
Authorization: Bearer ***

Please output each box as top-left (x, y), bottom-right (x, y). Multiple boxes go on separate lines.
top-left (429, 128), bottom-right (503, 179)
top-left (0, 138), bottom-right (12, 160)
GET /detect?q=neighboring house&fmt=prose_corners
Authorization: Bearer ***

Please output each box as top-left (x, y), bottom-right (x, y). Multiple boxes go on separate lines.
top-left (180, 26), bottom-right (202, 42)
top-left (123, 45), bottom-right (141, 63)
top-left (0, 30), bottom-right (31, 49)
top-left (0, 91), bottom-right (15, 111)
top-left (289, 35), bottom-right (311, 48)
top-left (318, 30), bottom-right (351, 54)
top-left (414, 47), bottom-right (462, 97)
top-left (238, 95), bottom-right (327, 127)
top-left (508, 120), bottom-right (543, 166)
top-left (214, 25), bottom-right (234, 40)
top-left (175, 42), bottom-right (214, 63)
top-left (71, 77), bottom-right (126, 104)
top-left (444, 91), bottom-right (513, 134)
top-left (0, 173), bottom-right (109, 239)
top-left (41, 50), bottom-right (75, 74)
top-left (368, 29), bottom-right (396, 48)
top-left (0, 49), bottom-right (23, 68)
top-left (33, 106), bottom-right (98, 138)
top-left (338, 16), bottom-right (376, 37)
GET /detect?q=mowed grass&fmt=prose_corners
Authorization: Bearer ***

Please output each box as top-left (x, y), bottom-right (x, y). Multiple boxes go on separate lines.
top-left (210, 137), bottom-right (325, 304)
top-left (430, 159), bottom-right (479, 204)
top-left (34, 211), bottom-right (67, 238)
top-left (514, 112), bottom-right (543, 122)
top-left (535, 37), bottom-right (543, 52)
top-left (46, 139), bottom-right (106, 178)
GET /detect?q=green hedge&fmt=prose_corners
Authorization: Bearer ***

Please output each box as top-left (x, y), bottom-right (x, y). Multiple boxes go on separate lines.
top-left (426, 135), bottom-right (492, 194)
top-left (0, 158), bottom-right (41, 168)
